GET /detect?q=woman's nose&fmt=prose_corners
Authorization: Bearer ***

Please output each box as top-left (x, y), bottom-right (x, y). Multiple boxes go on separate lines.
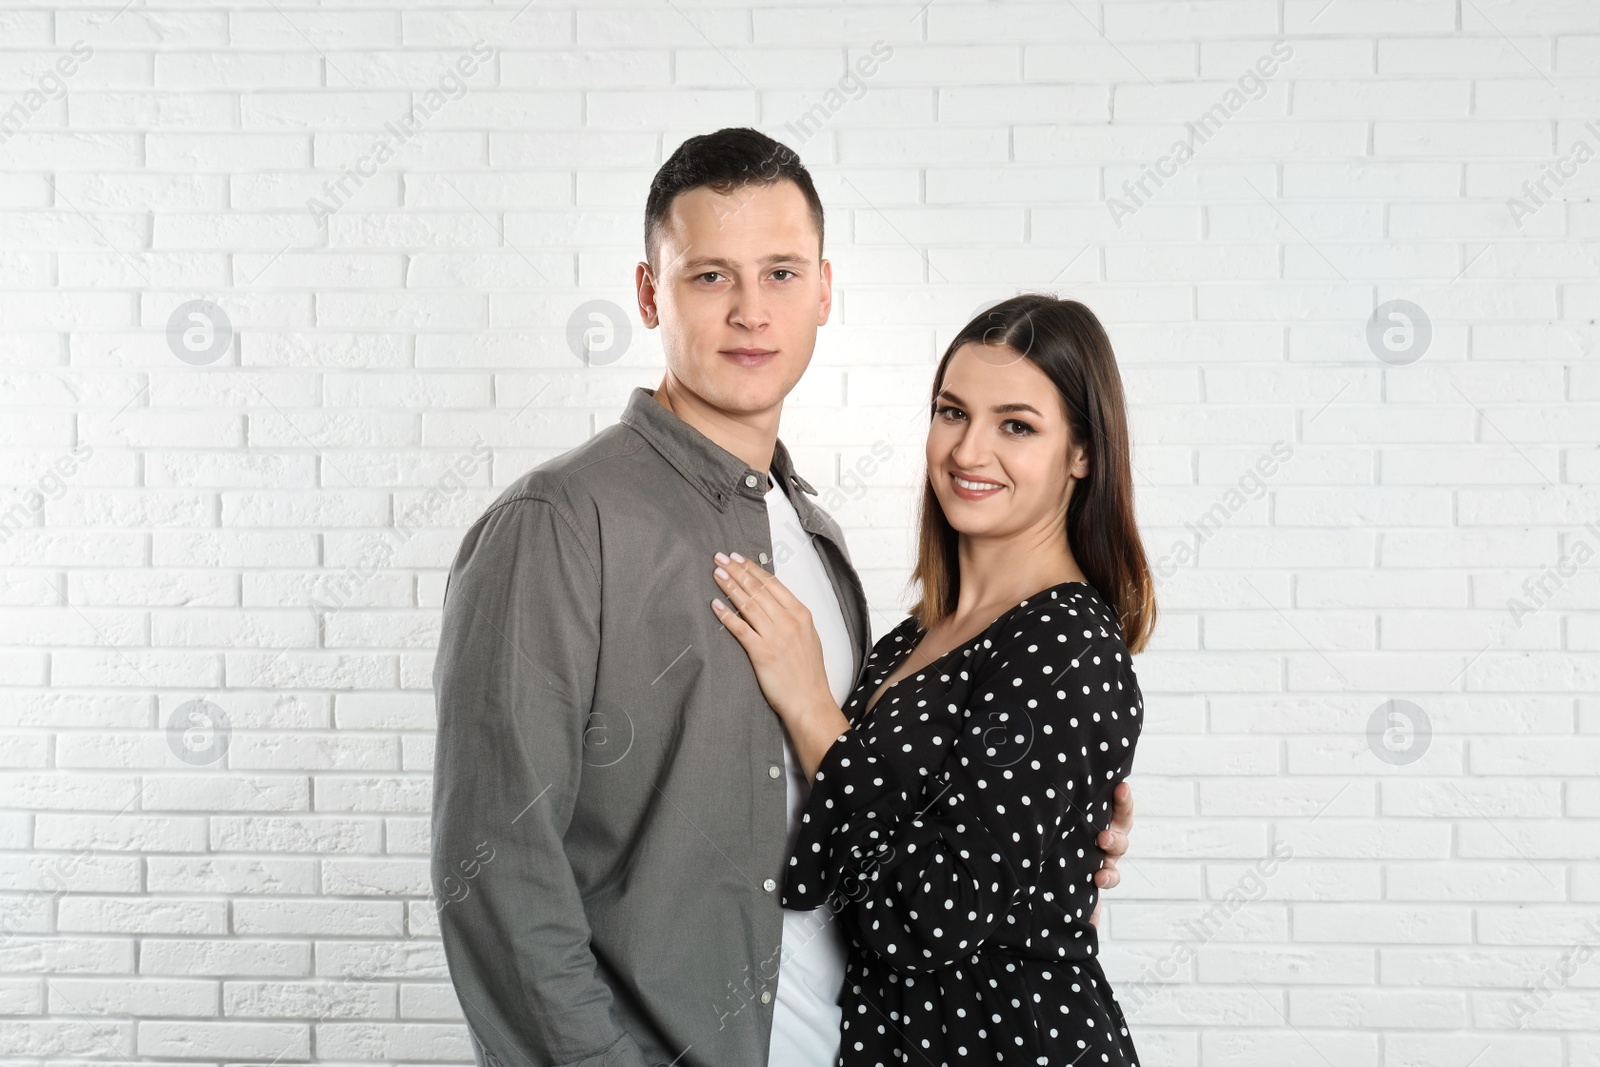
top-left (948, 427), bottom-right (988, 468)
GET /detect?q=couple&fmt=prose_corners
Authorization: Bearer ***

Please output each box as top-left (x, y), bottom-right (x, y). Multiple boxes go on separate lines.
top-left (431, 127), bottom-right (1153, 1067)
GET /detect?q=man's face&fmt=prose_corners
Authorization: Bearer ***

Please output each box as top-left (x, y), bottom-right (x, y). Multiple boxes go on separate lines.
top-left (637, 178), bottom-right (831, 417)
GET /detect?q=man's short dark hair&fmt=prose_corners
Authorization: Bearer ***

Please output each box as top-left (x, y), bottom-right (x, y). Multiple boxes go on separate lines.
top-left (644, 127), bottom-right (825, 271)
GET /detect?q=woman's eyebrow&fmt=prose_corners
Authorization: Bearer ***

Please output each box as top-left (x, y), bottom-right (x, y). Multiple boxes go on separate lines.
top-left (937, 389), bottom-right (1042, 417)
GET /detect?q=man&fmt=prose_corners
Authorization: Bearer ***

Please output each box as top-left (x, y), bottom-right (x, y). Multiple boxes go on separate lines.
top-left (430, 127), bottom-right (1135, 1067)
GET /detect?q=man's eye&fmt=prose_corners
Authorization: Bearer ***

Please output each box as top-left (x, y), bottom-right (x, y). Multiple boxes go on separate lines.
top-left (697, 272), bottom-right (723, 283)
top-left (772, 269), bottom-right (795, 281)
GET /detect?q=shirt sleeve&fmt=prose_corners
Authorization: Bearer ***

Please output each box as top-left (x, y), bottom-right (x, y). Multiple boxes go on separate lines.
top-left (780, 592), bottom-right (1141, 973)
top-left (431, 496), bottom-right (652, 1067)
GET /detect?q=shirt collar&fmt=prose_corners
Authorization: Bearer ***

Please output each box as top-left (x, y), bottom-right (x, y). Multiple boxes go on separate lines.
top-left (619, 386), bottom-right (818, 511)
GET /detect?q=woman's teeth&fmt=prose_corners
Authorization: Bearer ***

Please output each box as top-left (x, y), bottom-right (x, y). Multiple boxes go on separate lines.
top-left (954, 475), bottom-right (1001, 490)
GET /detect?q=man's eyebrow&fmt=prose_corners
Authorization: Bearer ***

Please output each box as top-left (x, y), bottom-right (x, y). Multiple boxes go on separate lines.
top-left (936, 388), bottom-right (1043, 417)
top-left (677, 252), bottom-right (812, 271)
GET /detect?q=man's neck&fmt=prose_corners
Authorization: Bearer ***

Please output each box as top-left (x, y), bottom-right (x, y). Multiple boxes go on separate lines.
top-left (652, 373), bottom-right (779, 475)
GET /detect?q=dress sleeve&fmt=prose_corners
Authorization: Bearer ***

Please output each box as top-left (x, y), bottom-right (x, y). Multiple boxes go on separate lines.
top-left (780, 590), bottom-right (1142, 973)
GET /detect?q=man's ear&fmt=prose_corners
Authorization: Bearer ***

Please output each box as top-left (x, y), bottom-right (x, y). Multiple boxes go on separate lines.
top-left (817, 257), bottom-right (833, 328)
top-left (635, 260), bottom-right (660, 329)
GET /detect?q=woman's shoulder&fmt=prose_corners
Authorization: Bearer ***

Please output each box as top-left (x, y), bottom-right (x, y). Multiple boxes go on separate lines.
top-left (995, 581), bottom-right (1130, 663)
top-left (980, 583), bottom-right (1142, 736)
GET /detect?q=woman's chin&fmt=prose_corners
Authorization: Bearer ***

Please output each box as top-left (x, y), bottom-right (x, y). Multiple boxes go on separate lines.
top-left (936, 498), bottom-right (1006, 535)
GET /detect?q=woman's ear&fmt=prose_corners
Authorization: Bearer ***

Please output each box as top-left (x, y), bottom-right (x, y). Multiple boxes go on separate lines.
top-left (1069, 442), bottom-right (1090, 481)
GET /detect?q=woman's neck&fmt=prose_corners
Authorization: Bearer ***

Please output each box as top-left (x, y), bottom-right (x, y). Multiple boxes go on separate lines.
top-left (951, 534), bottom-right (1086, 624)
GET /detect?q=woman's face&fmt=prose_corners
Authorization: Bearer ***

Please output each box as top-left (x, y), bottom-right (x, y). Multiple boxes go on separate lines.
top-left (926, 341), bottom-right (1088, 543)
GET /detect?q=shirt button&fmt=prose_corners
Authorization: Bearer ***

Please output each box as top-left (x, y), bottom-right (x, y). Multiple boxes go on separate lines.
top-left (768, 765), bottom-right (781, 779)
top-left (760, 991), bottom-right (772, 1004)
top-left (744, 474), bottom-right (758, 487)
top-left (758, 552), bottom-right (769, 564)
top-left (763, 878), bottom-right (776, 892)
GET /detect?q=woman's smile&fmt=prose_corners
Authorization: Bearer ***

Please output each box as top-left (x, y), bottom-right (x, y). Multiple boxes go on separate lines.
top-left (949, 470), bottom-right (1006, 499)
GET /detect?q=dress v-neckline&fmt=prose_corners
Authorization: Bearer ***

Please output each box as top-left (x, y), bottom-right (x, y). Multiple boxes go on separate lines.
top-left (859, 580), bottom-right (1097, 718)
top-left (861, 619), bottom-right (986, 718)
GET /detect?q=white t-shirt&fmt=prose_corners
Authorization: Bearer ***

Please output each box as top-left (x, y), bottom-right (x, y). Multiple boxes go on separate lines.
top-left (763, 472), bottom-right (854, 1067)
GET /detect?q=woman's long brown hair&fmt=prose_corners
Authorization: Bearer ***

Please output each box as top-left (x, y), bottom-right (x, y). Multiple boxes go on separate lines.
top-left (906, 294), bottom-right (1157, 654)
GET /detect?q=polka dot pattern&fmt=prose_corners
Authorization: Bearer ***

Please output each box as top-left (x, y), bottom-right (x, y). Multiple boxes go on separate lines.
top-left (780, 581), bottom-right (1144, 1066)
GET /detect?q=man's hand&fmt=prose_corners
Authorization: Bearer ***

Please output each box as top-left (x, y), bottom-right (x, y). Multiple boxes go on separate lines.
top-left (1089, 781), bottom-right (1133, 929)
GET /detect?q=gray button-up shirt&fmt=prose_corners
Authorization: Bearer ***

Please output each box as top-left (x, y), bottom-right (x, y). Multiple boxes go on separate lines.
top-left (432, 386), bottom-right (872, 1067)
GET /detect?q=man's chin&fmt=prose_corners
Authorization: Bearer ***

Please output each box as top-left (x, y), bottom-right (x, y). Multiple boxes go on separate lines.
top-left (687, 368), bottom-right (797, 415)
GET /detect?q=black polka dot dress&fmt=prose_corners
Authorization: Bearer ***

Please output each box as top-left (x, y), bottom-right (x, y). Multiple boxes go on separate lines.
top-left (781, 581), bottom-right (1143, 1067)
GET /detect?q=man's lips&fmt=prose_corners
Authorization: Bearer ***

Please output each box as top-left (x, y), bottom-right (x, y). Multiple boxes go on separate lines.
top-left (721, 348), bottom-right (778, 366)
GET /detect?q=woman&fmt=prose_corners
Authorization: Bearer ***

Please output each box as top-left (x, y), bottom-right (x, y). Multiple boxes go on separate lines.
top-left (709, 294), bottom-right (1154, 1065)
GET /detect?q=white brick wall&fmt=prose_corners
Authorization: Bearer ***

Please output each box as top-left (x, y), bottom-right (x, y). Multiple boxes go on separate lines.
top-left (1, 1), bottom-right (1596, 1064)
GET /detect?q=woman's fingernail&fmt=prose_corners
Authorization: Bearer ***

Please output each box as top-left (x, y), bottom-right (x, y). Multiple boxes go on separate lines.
top-left (712, 598), bottom-right (725, 611)
top-left (730, 551), bottom-right (745, 563)
top-left (714, 551), bottom-right (730, 564)
top-left (714, 566), bottom-right (729, 580)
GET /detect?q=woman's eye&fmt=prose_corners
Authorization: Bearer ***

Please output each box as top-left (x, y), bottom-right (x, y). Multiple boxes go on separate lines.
top-left (934, 405), bottom-right (1030, 435)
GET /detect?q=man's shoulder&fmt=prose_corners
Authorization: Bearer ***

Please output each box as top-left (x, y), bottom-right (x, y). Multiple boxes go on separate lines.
top-left (486, 419), bottom-right (646, 519)
top-left (450, 422), bottom-right (650, 578)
